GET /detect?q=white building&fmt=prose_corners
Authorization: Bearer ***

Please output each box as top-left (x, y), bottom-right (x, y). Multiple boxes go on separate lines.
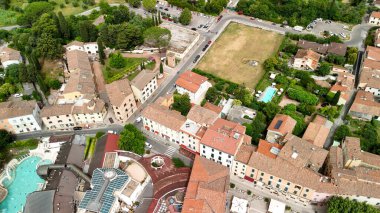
top-left (40, 104), bottom-right (76, 130)
top-left (369, 11), bottom-right (380, 25)
top-left (131, 70), bottom-right (157, 103)
top-left (175, 70), bottom-right (212, 104)
top-left (65, 41), bottom-right (99, 55)
top-left (0, 47), bottom-right (22, 69)
top-left (200, 118), bottom-right (249, 169)
top-left (72, 99), bottom-right (107, 126)
top-left (293, 49), bottom-right (321, 71)
top-left (0, 100), bottom-right (42, 134)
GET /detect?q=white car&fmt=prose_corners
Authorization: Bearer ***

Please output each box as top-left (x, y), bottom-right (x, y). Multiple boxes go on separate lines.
top-left (13, 93), bottom-right (23, 98)
top-left (145, 142), bottom-right (152, 149)
top-left (136, 117), bottom-right (142, 123)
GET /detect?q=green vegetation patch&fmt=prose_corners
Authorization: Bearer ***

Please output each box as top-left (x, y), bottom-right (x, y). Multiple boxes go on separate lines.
top-left (84, 136), bottom-right (97, 160)
top-left (103, 57), bottom-right (146, 83)
top-left (0, 9), bottom-right (20, 27)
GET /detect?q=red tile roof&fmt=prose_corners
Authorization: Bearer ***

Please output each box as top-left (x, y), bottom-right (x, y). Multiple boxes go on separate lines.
top-left (267, 114), bottom-right (297, 136)
top-left (200, 118), bottom-right (246, 155)
top-left (257, 139), bottom-right (283, 159)
top-left (371, 11), bottom-right (380, 19)
top-left (176, 71), bottom-right (209, 93)
top-left (104, 133), bottom-right (119, 153)
top-left (203, 102), bottom-right (223, 114)
top-left (182, 156), bottom-right (229, 213)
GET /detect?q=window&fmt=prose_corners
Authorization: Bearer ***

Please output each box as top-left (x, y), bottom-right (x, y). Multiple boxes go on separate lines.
top-left (268, 181), bottom-right (272, 185)
top-left (261, 173), bottom-right (264, 176)
top-left (287, 182), bottom-right (290, 186)
top-left (270, 176), bottom-right (273, 179)
top-left (305, 189), bottom-right (309, 192)
top-left (251, 169), bottom-right (255, 173)
top-left (276, 184), bottom-right (280, 188)
top-left (303, 194), bottom-right (307, 197)
top-left (278, 179), bottom-right (282, 182)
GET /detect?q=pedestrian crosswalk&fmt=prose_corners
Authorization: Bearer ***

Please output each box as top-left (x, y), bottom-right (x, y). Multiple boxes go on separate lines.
top-left (164, 146), bottom-right (176, 157)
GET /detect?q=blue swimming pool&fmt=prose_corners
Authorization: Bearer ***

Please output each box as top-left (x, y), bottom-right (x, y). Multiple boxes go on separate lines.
top-left (260, 87), bottom-right (277, 103)
top-left (0, 156), bottom-right (51, 213)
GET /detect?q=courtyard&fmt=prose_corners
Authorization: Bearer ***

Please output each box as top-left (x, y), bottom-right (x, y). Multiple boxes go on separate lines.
top-left (196, 22), bottom-right (284, 89)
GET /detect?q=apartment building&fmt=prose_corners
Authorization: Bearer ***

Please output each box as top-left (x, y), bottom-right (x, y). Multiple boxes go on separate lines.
top-left (360, 46), bottom-right (380, 96)
top-left (0, 100), bottom-right (42, 134)
top-left (40, 104), bottom-right (76, 130)
top-left (293, 49), bottom-right (321, 70)
top-left (329, 71), bottom-right (355, 105)
top-left (72, 99), bottom-right (107, 126)
top-left (131, 70), bottom-right (157, 103)
top-left (349, 90), bottom-right (380, 121)
top-left (179, 105), bottom-right (218, 153)
top-left (175, 70), bottom-right (212, 104)
top-left (182, 155), bottom-right (230, 213)
top-left (199, 118), bottom-right (251, 168)
top-left (105, 78), bottom-right (138, 123)
top-left (60, 50), bottom-right (96, 103)
top-left (266, 114), bottom-right (296, 143)
top-left (0, 47), bottom-right (22, 69)
top-left (369, 11), bottom-right (380, 25)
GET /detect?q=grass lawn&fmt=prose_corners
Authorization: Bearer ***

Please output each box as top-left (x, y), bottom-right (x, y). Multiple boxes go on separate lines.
top-left (103, 57), bottom-right (146, 83)
top-left (41, 59), bottom-right (64, 80)
top-left (196, 22), bottom-right (284, 89)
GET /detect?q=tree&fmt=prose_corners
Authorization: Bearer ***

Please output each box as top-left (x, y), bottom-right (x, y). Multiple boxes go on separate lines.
top-left (0, 129), bottom-right (14, 149)
top-left (205, 87), bottom-right (218, 102)
top-left (143, 27), bottom-right (171, 51)
top-left (78, 20), bottom-right (98, 42)
top-left (172, 93), bottom-right (191, 116)
top-left (116, 24), bottom-right (143, 50)
top-left (36, 33), bottom-right (63, 59)
top-left (109, 52), bottom-right (126, 68)
top-left (58, 12), bottom-right (70, 40)
top-left (105, 5), bottom-right (130, 24)
top-left (317, 62), bottom-right (331, 76)
top-left (118, 124), bottom-right (145, 155)
top-left (17, 2), bottom-right (54, 26)
top-left (0, 0), bottom-right (10, 9)
top-left (179, 8), bottom-right (192, 25)
top-left (327, 196), bottom-right (379, 213)
top-left (97, 38), bottom-right (106, 65)
top-left (142, 0), bottom-right (155, 12)
top-left (331, 91), bottom-right (341, 106)
top-left (334, 125), bottom-right (351, 141)
top-left (128, 0), bottom-right (141, 8)
top-left (159, 62), bottom-right (163, 74)
top-left (158, 11), bottom-right (162, 24)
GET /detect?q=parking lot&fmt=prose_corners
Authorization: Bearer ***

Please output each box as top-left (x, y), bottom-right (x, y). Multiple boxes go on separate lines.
top-left (306, 19), bottom-right (351, 39)
top-left (156, 2), bottom-right (215, 31)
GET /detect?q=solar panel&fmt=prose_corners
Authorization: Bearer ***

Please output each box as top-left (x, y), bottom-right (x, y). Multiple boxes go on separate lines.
top-left (274, 120), bottom-right (283, 129)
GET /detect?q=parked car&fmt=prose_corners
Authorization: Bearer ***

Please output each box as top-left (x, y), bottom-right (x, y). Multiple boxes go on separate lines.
top-left (73, 126), bottom-right (82, 131)
top-left (208, 40), bottom-right (212, 45)
top-left (145, 142), bottom-right (153, 149)
top-left (136, 117), bottom-right (142, 123)
top-left (13, 93), bottom-right (23, 98)
top-left (164, 8), bottom-right (169, 11)
top-left (237, 11), bottom-right (243, 15)
top-left (193, 55), bottom-right (200, 63)
top-left (191, 28), bottom-right (197, 31)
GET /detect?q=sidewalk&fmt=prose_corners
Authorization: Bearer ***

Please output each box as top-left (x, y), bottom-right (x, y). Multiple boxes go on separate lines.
top-left (230, 175), bottom-right (326, 213)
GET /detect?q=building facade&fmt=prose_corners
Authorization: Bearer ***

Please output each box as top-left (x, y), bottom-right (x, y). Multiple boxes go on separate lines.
top-left (131, 70), bottom-right (157, 103)
top-left (175, 70), bottom-right (212, 105)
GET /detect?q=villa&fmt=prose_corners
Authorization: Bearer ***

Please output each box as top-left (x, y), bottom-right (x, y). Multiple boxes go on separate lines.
top-left (175, 70), bottom-right (212, 105)
top-left (265, 114), bottom-right (296, 143)
top-left (349, 90), bottom-right (380, 121)
top-left (65, 40), bottom-right (99, 55)
top-left (293, 49), bottom-right (321, 70)
top-left (369, 11), bottom-right (380, 25)
top-left (302, 115), bottom-right (332, 148)
top-left (0, 47), bottom-right (22, 69)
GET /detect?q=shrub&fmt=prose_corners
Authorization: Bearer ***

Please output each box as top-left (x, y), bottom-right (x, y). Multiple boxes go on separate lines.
top-left (334, 125), bottom-right (351, 141)
top-left (172, 157), bottom-right (186, 168)
top-left (230, 183), bottom-right (235, 188)
top-left (247, 190), bottom-right (252, 195)
top-left (274, 75), bottom-right (289, 85)
top-left (95, 131), bottom-right (105, 138)
top-left (287, 86), bottom-right (319, 105)
top-left (109, 52), bottom-right (126, 69)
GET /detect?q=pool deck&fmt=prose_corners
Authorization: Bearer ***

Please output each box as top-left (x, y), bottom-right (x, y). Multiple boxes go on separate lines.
top-left (258, 86), bottom-right (278, 103)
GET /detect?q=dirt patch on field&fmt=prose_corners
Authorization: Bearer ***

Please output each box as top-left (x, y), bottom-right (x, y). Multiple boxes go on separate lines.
top-left (196, 22), bottom-right (284, 88)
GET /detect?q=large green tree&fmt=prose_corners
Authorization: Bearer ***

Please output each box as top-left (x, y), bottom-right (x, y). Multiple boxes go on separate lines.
top-left (58, 12), bottom-right (70, 40)
top-left (0, 0), bottom-right (10, 9)
top-left (118, 124), bottom-right (145, 155)
top-left (142, 0), bottom-right (156, 12)
top-left (334, 125), bottom-right (351, 141)
top-left (97, 38), bottom-right (106, 65)
top-left (0, 129), bottom-right (14, 150)
top-left (172, 93), bottom-right (191, 116)
top-left (179, 8), bottom-right (192, 25)
top-left (78, 20), bottom-right (98, 42)
top-left (17, 2), bottom-right (54, 26)
top-left (36, 33), bottom-right (63, 59)
top-left (327, 196), bottom-right (379, 213)
top-left (143, 27), bottom-right (171, 51)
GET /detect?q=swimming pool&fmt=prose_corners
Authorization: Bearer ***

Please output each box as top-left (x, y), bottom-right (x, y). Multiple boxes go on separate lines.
top-left (260, 87), bottom-right (277, 103)
top-left (0, 156), bottom-right (51, 213)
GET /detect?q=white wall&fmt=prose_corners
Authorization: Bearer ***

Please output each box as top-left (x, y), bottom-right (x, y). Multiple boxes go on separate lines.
top-left (369, 16), bottom-right (380, 26)
top-left (83, 43), bottom-right (98, 55)
top-left (200, 144), bottom-right (233, 168)
top-left (365, 87), bottom-right (380, 96)
top-left (142, 117), bottom-right (181, 144)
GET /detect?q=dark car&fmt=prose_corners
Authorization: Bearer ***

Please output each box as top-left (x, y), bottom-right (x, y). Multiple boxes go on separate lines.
top-left (191, 28), bottom-right (197, 31)
top-left (73, 126), bottom-right (82, 131)
top-left (193, 55), bottom-right (200, 63)
top-left (202, 44), bottom-right (209, 51)
top-left (164, 8), bottom-right (169, 11)
top-left (208, 40), bottom-right (212, 45)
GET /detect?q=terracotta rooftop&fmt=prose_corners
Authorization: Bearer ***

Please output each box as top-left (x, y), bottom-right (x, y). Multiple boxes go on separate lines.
top-left (130, 70), bottom-right (156, 90)
top-left (327, 42), bottom-right (347, 56)
top-left (182, 156), bottom-right (229, 213)
top-left (279, 134), bottom-right (328, 172)
top-left (66, 49), bottom-right (91, 72)
top-left (72, 99), bottom-right (105, 115)
top-left (302, 115), bottom-right (332, 148)
top-left (0, 47), bottom-right (21, 62)
top-left (40, 104), bottom-right (73, 117)
top-left (203, 102), bottom-right (223, 114)
top-left (105, 78), bottom-right (134, 107)
top-left (234, 144), bottom-right (256, 164)
top-left (267, 114), bottom-right (297, 136)
top-left (297, 40), bottom-right (328, 54)
top-left (141, 103), bottom-right (186, 131)
top-left (371, 11), bottom-right (380, 19)
top-left (257, 139), bottom-right (283, 159)
top-left (176, 71), bottom-right (209, 93)
top-left (0, 100), bottom-right (38, 120)
top-left (186, 105), bottom-right (218, 126)
top-left (65, 41), bottom-right (84, 48)
top-left (200, 118), bottom-right (246, 155)
top-left (359, 63), bottom-right (380, 88)
top-left (349, 90), bottom-right (380, 118)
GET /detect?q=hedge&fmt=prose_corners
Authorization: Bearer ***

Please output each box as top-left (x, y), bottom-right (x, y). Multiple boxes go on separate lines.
top-left (287, 86), bottom-right (319, 105)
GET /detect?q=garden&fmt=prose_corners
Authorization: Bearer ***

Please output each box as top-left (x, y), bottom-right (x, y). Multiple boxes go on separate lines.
top-left (102, 52), bottom-right (146, 83)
